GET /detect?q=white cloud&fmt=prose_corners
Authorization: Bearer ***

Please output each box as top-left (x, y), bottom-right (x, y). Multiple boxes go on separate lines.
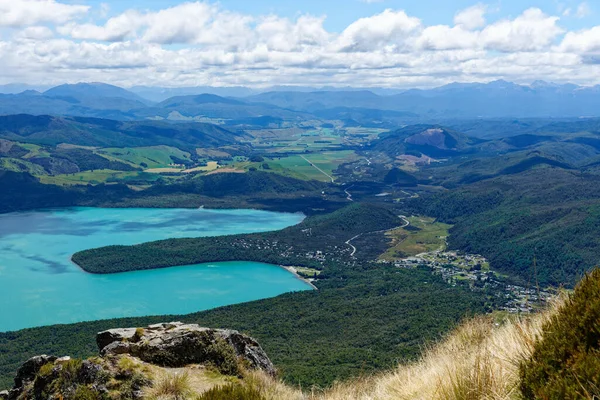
top-left (479, 8), bottom-right (564, 52)
top-left (334, 9), bottom-right (421, 52)
top-left (2, 1), bottom-right (600, 88)
top-left (0, 0), bottom-right (88, 27)
top-left (559, 26), bottom-right (600, 53)
top-left (417, 25), bottom-right (478, 51)
top-left (454, 4), bottom-right (487, 30)
top-left (14, 26), bottom-right (54, 40)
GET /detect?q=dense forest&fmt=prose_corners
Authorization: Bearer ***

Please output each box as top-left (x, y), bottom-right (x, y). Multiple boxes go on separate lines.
top-left (72, 203), bottom-right (402, 273)
top-left (0, 170), bottom-right (345, 215)
top-left (408, 167), bottom-right (600, 286)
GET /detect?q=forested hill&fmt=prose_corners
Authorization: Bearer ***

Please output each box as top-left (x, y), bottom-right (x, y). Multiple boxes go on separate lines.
top-left (408, 167), bottom-right (600, 286)
top-left (72, 203), bottom-right (401, 274)
top-left (0, 114), bottom-right (243, 149)
top-left (370, 125), bottom-right (481, 158)
top-left (0, 171), bottom-right (342, 215)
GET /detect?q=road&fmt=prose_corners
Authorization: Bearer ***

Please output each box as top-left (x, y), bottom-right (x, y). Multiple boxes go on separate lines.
top-left (300, 155), bottom-right (335, 183)
top-left (345, 215), bottom-right (410, 258)
top-left (344, 185), bottom-right (354, 202)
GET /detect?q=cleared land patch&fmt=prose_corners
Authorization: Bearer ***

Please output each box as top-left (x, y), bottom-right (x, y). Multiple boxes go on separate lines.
top-left (98, 146), bottom-right (191, 169)
top-left (39, 169), bottom-right (155, 186)
top-left (380, 216), bottom-right (452, 260)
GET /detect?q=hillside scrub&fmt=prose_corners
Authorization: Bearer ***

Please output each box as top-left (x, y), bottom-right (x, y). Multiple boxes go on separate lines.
top-left (520, 269), bottom-right (600, 399)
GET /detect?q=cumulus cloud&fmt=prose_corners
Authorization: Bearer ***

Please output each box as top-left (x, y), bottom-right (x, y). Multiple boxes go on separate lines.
top-left (0, 0), bottom-right (88, 27)
top-left (479, 8), bottom-right (564, 52)
top-left (334, 9), bottom-right (421, 52)
top-left (559, 26), bottom-right (600, 53)
top-left (2, 0), bottom-right (600, 87)
top-left (454, 4), bottom-right (487, 30)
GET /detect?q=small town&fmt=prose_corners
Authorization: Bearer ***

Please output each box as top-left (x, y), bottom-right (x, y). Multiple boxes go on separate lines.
top-left (392, 251), bottom-right (555, 313)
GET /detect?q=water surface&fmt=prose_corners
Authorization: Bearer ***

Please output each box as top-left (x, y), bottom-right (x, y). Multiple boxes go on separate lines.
top-left (0, 207), bottom-right (309, 332)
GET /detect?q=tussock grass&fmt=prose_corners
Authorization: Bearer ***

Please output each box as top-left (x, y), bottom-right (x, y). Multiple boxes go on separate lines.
top-left (142, 299), bottom-right (566, 400)
top-left (310, 303), bottom-right (561, 400)
top-left (146, 371), bottom-right (193, 400)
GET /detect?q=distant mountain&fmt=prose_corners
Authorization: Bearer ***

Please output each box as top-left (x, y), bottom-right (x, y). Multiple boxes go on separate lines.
top-left (43, 83), bottom-right (151, 111)
top-left (5, 80), bottom-right (600, 121)
top-left (388, 80), bottom-right (600, 118)
top-left (136, 93), bottom-right (311, 121)
top-left (245, 90), bottom-right (384, 112)
top-left (242, 81), bottom-right (600, 119)
top-left (44, 83), bottom-right (149, 104)
top-left (0, 83), bottom-right (151, 119)
top-left (0, 114), bottom-right (243, 149)
top-left (371, 125), bottom-right (480, 158)
top-left (128, 85), bottom-right (406, 103)
top-left (313, 107), bottom-right (418, 127)
top-left (0, 84), bottom-right (52, 94)
top-left (130, 86), bottom-right (257, 102)
top-left (157, 94), bottom-right (245, 107)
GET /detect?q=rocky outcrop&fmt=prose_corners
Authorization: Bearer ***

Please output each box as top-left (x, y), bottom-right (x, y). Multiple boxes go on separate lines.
top-left (97, 322), bottom-right (276, 376)
top-left (2, 323), bottom-right (276, 399)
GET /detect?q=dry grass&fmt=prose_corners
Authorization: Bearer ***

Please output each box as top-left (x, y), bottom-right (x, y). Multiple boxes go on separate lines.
top-left (243, 370), bottom-right (305, 400)
top-left (308, 301), bottom-right (562, 400)
top-left (141, 301), bottom-right (562, 400)
top-left (145, 371), bottom-right (194, 400)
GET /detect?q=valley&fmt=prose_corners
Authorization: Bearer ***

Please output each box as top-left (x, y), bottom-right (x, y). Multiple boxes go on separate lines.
top-left (2, 80), bottom-right (600, 394)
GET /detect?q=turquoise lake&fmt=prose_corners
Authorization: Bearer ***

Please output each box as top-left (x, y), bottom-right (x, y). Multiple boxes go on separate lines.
top-left (0, 207), bottom-right (310, 332)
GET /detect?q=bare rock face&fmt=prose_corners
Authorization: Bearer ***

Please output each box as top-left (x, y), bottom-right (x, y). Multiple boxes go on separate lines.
top-left (97, 322), bottom-right (276, 376)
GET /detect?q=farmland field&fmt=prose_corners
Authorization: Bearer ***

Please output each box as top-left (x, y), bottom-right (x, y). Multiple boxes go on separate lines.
top-left (267, 151), bottom-right (358, 181)
top-left (97, 146), bottom-right (191, 168)
top-left (39, 169), bottom-right (157, 186)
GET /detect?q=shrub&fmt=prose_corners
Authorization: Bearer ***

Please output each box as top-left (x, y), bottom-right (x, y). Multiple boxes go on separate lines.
top-left (196, 383), bottom-right (265, 400)
top-left (117, 357), bottom-right (138, 375)
top-left (204, 337), bottom-right (241, 376)
top-left (131, 328), bottom-right (145, 343)
top-left (520, 268), bottom-right (600, 399)
top-left (72, 385), bottom-right (101, 400)
top-left (37, 363), bottom-right (55, 379)
top-left (52, 358), bottom-right (83, 392)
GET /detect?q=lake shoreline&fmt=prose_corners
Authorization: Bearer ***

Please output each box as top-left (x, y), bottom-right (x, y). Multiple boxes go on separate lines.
top-left (0, 207), bottom-right (309, 332)
top-left (72, 252), bottom-right (318, 292)
top-left (280, 266), bottom-right (319, 290)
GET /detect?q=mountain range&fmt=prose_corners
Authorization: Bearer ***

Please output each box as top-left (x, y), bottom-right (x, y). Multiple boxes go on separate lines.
top-left (3, 80), bottom-right (600, 122)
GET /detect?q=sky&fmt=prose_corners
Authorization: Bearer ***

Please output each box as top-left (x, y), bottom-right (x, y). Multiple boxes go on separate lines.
top-left (1, 0), bottom-right (600, 88)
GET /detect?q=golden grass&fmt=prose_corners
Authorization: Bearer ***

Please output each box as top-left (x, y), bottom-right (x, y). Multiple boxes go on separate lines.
top-left (308, 303), bottom-right (561, 400)
top-left (140, 300), bottom-right (562, 399)
top-left (145, 371), bottom-right (194, 400)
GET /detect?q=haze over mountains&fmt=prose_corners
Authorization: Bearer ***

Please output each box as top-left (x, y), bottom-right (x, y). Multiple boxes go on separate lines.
top-left (3, 80), bottom-right (600, 123)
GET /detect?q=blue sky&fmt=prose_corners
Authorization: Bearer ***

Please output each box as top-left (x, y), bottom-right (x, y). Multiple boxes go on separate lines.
top-left (1, 0), bottom-right (600, 87)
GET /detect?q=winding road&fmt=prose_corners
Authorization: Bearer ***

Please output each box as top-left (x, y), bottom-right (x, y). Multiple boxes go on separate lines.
top-left (345, 215), bottom-right (410, 257)
top-left (344, 185), bottom-right (354, 202)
